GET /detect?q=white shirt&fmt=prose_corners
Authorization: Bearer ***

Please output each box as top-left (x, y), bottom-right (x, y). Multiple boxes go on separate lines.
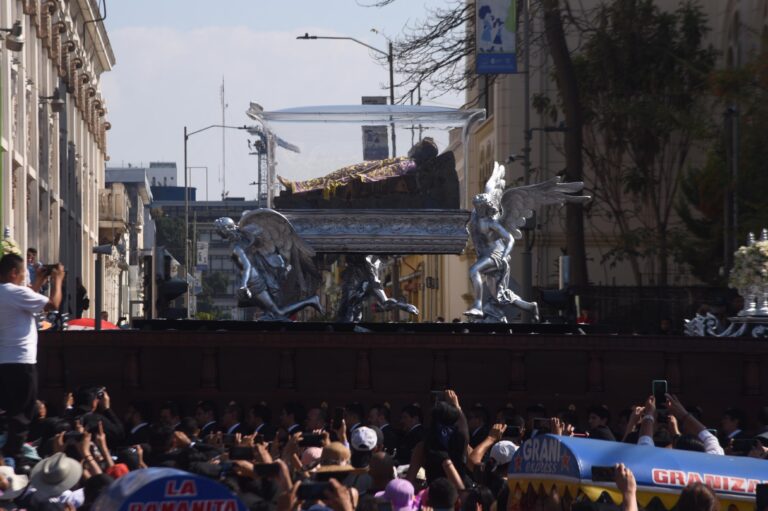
top-left (0, 283), bottom-right (49, 364)
top-left (54, 488), bottom-right (85, 507)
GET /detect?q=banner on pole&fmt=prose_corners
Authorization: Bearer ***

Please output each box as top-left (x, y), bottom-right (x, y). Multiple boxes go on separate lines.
top-left (362, 96), bottom-right (390, 161)
top-left (195, 241), bottom-right (209, 271)
top-left (476, 0), bottom-right (518, 74)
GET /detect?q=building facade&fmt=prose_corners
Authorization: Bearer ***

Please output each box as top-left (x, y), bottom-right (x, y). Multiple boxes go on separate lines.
top-left (429, 0), bottom-right (765, 323)
top-left (0, 0), bottom-right (114, 317)
top-left (101, 166), bottom-right (153, 322)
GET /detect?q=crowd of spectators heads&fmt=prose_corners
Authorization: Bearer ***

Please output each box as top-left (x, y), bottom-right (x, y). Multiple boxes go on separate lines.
top-left (1, 386), bottom-right (765, 511)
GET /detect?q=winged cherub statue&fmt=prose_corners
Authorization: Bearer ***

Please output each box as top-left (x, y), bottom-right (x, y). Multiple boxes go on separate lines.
top-left (214, 209), bottom-right (322, 321)
top-left (466, 162), bottom-right (590, 322)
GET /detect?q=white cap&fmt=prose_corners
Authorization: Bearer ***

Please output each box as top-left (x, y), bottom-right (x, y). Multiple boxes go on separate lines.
top-left (351, 426), bottom-right (378, 451)
top-left (490, 440), bottom-right (518, 465)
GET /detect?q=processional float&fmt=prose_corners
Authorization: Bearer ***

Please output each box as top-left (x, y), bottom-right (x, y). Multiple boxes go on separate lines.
top-left (215, 104), bottom-right (588, 323)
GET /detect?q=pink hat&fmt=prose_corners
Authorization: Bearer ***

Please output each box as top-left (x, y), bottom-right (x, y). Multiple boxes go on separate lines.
top-left (301, 446), bottom-right (323, 466)
top-left (375, 478), bottom-right (415, 511)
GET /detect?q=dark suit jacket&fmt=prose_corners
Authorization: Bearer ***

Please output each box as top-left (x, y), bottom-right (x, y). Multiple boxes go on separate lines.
top-left (380, 423), bottom-right (400, 455)
top-left (469, 425), bottom-right (490, 448)
top-left (75, 407), bottom-right (126, 448)
top-left (200, 421), bottom-right (220, 439)
top-left (126, 422), bottom-right (151, 446)
top-left (396, 424), bottom-right (424, 465)
top-left (253, 422), bottom-right (277, 440)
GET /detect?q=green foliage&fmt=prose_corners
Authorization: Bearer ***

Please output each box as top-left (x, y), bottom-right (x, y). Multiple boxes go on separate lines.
top-left (572, 0), bottom-right (716, 285)
top-left (195, 271), bottom-right (231, 319)
top-left (677, 50), bottom-right (768, 284)
top-left (153, 210), bottom-right (186, 263)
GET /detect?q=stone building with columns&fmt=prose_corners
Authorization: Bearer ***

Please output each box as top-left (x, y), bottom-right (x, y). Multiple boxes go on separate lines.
top-left (0, 0), bottom-right (114, 316)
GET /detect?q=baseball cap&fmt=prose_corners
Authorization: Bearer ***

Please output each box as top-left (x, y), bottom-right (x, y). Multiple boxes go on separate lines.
top-left (489, 440), bottom-right (518, 465)
top-left (351, 426), bottom-right (378, 452)
top-left (375, 478), bottom-right (415, 511)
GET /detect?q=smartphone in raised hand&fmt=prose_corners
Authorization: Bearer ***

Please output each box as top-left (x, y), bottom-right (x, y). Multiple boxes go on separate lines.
top-left (652, 380), bottom-right (668, 409)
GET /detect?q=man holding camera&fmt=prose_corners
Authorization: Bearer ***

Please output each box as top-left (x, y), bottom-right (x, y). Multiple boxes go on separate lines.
top-left (0, 253), bottom-right (63, 459)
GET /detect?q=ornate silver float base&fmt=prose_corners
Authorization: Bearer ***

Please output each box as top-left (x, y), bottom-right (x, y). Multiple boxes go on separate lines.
top-left (684, 314), bottom-right (768, 338)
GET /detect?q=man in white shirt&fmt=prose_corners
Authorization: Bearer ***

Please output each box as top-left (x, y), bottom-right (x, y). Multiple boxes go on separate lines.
top-left (0, 254), bottom-right (63, 458)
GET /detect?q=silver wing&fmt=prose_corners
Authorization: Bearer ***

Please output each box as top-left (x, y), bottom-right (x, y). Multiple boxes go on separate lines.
top-left (499, 177), bottom-right (591, 239)
top-left (238, 208), bottom-right (319, 294)
top-left (483, 161), bottom-right (507, 212)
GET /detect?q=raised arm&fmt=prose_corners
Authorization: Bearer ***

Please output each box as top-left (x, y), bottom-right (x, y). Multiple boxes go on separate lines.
top-left (666, 393), bottom-right (723, 455)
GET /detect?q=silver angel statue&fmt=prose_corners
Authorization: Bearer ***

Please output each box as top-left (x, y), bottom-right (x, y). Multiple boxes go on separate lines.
top-left (214, 209), bottom-right (322, 321)
top-left (336, 255), bottom-right (419, 323)
top-left (466, 162), bottom-right (590, 322)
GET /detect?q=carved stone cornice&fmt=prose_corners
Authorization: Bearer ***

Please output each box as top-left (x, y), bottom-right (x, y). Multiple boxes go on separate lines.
top-left (281, 209), bottom-right (470, 254)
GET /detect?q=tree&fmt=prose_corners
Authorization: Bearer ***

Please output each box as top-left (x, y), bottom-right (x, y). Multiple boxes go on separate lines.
top-left (677, 50), bottom-right (768, 284)
top-left (572, 0), bottom-right (715, 286)
top-left (151, 208), bottom-right (185, 263)
top-left (367, 0), bottom-right (590, 287)
top-left (362, 0), bottom-right (475, 100)
top-left (542, 0), bottom-right (589, 289)
top-left (196, 271), bottom-right (231, 317)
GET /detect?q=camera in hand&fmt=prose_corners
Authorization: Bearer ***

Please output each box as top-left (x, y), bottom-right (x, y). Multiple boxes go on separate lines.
top-left (299, 433), bottom-right (325, 448)
top-left (40, 264), bottom-right (58, 276)
top-left (253, 462), bottom-right (281, 477)
top-left (229, 446), bottom-right (254, 461)
top-left (591, 465), bottom-right (616, 482)
top-left (297, 482), bottom-right (330, 501)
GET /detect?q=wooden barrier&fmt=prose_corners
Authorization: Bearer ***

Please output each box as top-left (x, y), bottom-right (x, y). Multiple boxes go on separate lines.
top-left (37, 330), bottom-right (768, 428)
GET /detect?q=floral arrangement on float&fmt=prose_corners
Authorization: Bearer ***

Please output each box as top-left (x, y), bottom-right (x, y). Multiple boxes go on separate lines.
top-left (730, 229), bottom-right (768, 316)
top-left (0, 227), bottom-right (21, 257)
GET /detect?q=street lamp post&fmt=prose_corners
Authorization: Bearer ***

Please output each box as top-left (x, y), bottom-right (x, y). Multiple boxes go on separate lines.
top-left (183, 124), bottom-right (253, 318)
top-left (297, 33), bottom-right (396, 158)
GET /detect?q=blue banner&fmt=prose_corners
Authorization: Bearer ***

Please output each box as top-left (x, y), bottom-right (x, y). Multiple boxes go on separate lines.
top-left (93, 468), bottom-right (247, 511)
top-left (510, 435), bottom-right (768, 502)
top-left (476, 0), bottom-right (518, 74)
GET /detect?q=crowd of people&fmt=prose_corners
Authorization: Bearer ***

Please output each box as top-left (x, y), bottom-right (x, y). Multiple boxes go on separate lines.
top-left (0, 254), bottom-right (765, 511)
top-left (1, 384), bottom-right (766, 510)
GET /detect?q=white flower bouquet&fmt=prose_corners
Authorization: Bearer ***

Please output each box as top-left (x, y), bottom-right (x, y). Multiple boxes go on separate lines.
top-left (730, 240), bottom-right (768, 289)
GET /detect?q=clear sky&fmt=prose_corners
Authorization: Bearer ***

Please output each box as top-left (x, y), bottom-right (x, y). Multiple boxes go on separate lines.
top-left (101, 0), bottom-right (465, 201)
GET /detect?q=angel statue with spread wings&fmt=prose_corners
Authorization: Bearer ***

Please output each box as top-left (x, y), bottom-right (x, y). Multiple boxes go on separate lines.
top-left (466, 162), bottom-right (590, 322)
top-left (214, 209), bottom-right (322, 321)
